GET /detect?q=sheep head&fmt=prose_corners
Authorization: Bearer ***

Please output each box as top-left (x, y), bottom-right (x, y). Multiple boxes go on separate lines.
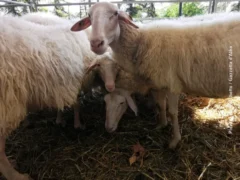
top-left (71, 2), bottom-right (138, 55)
top-left (104, 88), bottom-right (138, 133)
top-left (86, 52), bottom-right (119, 92)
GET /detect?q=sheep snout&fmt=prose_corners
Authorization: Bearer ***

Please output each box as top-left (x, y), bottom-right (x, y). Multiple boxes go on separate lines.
top-left (105, 83), bottom-right (115, 92)
top-left (90, 39), bottom-right (107, 55)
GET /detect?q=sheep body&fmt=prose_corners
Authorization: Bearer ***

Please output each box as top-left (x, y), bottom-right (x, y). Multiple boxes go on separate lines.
top-left (112, 12), bottom-right (240, 98)
top-left (0, 15), bottom-right (97, 135)
top-left (97, 11), bottom-right (240, 131)
top-left (21, 13), bottom-right (83, 128)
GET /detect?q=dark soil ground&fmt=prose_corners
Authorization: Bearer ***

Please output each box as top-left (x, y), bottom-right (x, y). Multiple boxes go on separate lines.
top-left (1, 92), bottom-right (240, 180)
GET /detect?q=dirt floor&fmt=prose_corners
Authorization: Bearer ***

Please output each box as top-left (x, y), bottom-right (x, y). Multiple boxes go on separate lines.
top-left (1, 92), bottom-right (240, 180)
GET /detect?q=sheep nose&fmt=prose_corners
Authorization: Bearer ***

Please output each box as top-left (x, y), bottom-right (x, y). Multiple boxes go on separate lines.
top-left (106, 84), bottom-right (115, 92)
top-left (90, 39), bottom-right (104, 48)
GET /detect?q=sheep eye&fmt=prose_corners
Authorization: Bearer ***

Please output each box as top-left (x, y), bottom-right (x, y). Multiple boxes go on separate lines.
top-left (120, 102), bottom-right (124, 105)
top-left (114, 11), bottom-right (118, 16)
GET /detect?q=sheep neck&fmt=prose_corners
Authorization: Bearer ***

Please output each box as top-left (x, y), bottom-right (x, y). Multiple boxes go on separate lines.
top-left (110, 22), bottom-right (141, 73)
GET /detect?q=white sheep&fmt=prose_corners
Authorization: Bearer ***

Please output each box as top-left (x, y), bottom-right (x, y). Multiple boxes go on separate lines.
top-left (99, 12), bottom-right (232, 134)
top-left (71, 2), bottom-right (240, 149)
top-left (21, 12), bottom-right (81, 128)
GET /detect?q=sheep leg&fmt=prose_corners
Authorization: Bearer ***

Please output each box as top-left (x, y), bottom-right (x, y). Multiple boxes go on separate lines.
top-left (73, 103), bottom-right (85, 130)
top-left (56, 110), bottom-right (66, 127)
top-left (167, 93), bottom-right (181, 149)
top-left (151, 90), bottom-right (168, 127)
top-left (0, 136), bottom-right (30, 180)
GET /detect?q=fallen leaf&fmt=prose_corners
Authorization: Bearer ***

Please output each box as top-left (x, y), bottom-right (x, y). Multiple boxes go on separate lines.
top-left (129, 154), bottom-right (137, 166)
top-left (129, 142), bottom-right (146, 167)
top-left (132, 142), bottom-right (145, 155)
top-left (140, 157), bottom-right (144, 167)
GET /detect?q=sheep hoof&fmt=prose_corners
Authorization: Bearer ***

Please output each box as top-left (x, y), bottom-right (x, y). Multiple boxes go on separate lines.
top-left (159, 121), bottom-right (168, 127)
top-left (55, 119), bottom-right (66, 128)
top-left (13, 173), bottom-right (32, 180)
top-left (61, 121), bottom-right (66, 128)
top-left (168, 138), bottom-right (181, 149)
top-left (155, 122), bottom-right (168, 129)
top-left (74, 124), bottom-right (85, 130)
top-left (22, 173), bottom-right (33, 180)
top-left (55, 121), bottom-right (61, 125)
top-left (155, 117), bottom-right (168, 128)
top-left (9, 159), bottom-right (17, 168)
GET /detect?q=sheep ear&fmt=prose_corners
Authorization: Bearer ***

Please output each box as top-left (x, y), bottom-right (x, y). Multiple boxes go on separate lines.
top-left (71, 17), bottom-right (91, 31)
top-left (126, 95), bottom-right (138, 116)
top-left (119, 89), bottom-right (138, 116)
top-left (118, 11), bottom-right (139, 29)
top-left (86, 59), bottom-right (99, 74)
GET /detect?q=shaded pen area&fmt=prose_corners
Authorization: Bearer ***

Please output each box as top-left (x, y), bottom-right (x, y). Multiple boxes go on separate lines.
top-left (1, 92), bottom-right (240, 180)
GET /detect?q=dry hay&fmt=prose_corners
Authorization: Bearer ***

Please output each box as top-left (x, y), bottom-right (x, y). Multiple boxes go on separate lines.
top-left (0, 92), bottom-right (239, 180)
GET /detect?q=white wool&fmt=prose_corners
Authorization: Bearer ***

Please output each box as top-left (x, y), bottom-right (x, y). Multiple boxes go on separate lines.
top-left (0, 15), bottom-right (94, 136)
top-left (141, 12), bottom-right (240, 29)
top-left (21, 12), bottom-right (70, 25)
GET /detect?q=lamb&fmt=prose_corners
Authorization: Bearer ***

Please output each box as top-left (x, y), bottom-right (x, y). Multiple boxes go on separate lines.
top-left (71, 2), bottom-right (240, 148)
top-left (21, 13), bottom-right (115, 129)
top-left (0, 14), bottom-right (119, 180)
